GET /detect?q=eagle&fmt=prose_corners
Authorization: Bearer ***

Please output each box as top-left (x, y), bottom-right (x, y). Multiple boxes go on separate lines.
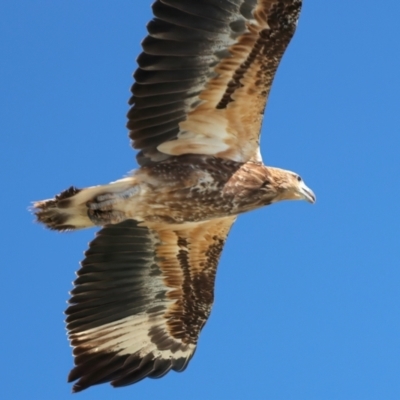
top-left (34, 0), bottom-right (315, 393)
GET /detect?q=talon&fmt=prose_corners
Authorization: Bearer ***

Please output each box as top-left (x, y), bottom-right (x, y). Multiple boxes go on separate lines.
top-left (87, 187), bottom-right (139, 211)
top-left (87, 198), bottom-right (117, 210)
top-left (96, 193), bottom-right (116, 202)
top-left (87, 209), bottom-right (125, 225)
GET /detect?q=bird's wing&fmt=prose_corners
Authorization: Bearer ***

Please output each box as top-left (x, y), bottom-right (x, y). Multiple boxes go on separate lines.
top-left (128, 0), bottom-right (302, 165)
top-left (66, 216), bottom-right (236, 392)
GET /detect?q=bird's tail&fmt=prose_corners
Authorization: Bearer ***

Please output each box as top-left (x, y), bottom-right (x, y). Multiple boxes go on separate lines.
top-left (33, 178), bottom-right (138, 231)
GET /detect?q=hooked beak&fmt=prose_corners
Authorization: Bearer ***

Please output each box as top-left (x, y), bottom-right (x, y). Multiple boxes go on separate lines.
top-left (299, 180), bottom-right (316, 204)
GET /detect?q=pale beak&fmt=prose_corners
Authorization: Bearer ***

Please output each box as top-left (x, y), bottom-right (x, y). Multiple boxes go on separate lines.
top-left (299, 180), bottom-right (316, 204)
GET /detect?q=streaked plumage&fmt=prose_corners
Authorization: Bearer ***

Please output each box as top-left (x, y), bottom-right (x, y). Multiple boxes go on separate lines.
top-left (34, 0), bottom-right (315, 392)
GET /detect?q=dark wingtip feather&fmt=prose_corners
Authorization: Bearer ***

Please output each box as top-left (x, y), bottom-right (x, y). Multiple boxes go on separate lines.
top-left (68, 350), bottom-right (177, 392)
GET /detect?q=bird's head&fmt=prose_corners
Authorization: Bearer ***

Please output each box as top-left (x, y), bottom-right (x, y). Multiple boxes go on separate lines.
top-left (261, 167), bottom-right (316, 204)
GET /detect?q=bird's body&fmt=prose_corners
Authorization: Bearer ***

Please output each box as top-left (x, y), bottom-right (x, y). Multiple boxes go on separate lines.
top-left (34, 0), bottom-right (315, 392)
top-left (36, 155), bottom-right (313, 230)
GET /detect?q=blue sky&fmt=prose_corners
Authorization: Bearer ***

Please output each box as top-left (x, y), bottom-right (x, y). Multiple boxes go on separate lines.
top-left (1, 1), bottom-right (400, 399)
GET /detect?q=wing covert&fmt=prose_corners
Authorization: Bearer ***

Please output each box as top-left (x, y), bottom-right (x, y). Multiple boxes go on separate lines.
top-left (66, 217), bottom-right (235, 392)
top-left (128, 0), bottom-right (302, 165)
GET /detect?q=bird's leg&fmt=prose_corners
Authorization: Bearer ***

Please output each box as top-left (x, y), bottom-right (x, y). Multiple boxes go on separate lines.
top-left (86, 186), bottom-right (139, 225)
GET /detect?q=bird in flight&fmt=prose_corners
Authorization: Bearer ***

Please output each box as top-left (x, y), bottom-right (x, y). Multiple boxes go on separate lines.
top-left (34, 0), bottom-right (314, 392)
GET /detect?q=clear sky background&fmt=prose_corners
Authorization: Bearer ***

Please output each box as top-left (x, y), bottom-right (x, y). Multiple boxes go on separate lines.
top-left (1, 1), bottom-right (400, 399)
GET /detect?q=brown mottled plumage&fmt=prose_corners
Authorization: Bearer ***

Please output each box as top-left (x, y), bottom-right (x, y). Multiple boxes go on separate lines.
top-left (33, 0), bottom-right (315, 393)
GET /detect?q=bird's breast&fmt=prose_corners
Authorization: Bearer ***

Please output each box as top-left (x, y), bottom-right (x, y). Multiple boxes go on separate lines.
top-left (134, 156), bottom-right (270, 224)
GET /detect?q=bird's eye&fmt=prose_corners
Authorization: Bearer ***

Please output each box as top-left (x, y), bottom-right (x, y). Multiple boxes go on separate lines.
top-left (297, 175), bottom-right (302, 182)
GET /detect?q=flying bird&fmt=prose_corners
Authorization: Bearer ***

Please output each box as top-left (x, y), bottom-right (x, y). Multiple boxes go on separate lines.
top-left (34, 0), bottom-right (315, 392)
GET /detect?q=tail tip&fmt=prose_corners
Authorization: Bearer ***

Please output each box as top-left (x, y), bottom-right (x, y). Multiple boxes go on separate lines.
top-left (32, 186), bottom-right (82, 232)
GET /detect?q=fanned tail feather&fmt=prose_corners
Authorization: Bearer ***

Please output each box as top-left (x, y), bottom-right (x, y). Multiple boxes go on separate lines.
top-left (33, 186), bottom-right (91, 231)
top-left (33, 178), bottom-right (137, 231)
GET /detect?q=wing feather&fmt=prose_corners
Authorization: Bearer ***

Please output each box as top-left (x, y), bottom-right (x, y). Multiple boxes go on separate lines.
top-left (128, 0), bottom-right (302, 165)
top-left (66, 217), bottom-right (235, 392)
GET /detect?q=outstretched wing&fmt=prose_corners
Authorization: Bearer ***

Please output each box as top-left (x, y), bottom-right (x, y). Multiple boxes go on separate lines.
top-left (128, 0), bottom-right (302, 165)
top-left (66, 216), bottom-right (235, 392)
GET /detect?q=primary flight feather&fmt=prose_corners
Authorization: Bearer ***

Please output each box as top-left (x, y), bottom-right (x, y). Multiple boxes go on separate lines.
top-left (34, 0), bottom-right (315, 392)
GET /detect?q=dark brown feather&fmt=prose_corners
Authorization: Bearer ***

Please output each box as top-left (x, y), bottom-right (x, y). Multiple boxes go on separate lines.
top-left (66, 216), bottom-right (235, 392)
top-left (128, 0), bottom-right (302, 165)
